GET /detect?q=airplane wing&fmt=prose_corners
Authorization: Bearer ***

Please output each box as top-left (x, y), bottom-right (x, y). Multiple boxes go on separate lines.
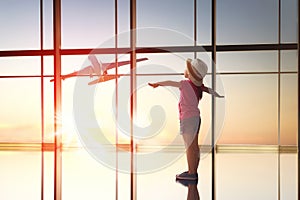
top-left (50, 65), bottom-right (94, 82)
top-left (102, 57), bottom-right (148, 73)
top-left (88, 74), bottom-right (120, 85)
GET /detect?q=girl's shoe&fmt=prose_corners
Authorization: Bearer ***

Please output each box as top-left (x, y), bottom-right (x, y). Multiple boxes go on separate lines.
top-left (176, 171), bottom-right (198, 181)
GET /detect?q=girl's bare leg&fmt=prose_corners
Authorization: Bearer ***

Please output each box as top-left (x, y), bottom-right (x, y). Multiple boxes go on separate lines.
top-left (182, 133), bottom-right (200, 174)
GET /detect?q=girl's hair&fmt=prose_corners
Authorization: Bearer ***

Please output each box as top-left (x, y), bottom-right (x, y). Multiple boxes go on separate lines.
top-left (198, 87), bottom-right (203, 100)
top-left (188, 80), bottom-right (203, 101)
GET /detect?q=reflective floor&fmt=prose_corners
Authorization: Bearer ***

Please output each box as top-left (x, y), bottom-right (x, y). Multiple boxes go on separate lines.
top-left (0, 149), bottom-right (297, 200)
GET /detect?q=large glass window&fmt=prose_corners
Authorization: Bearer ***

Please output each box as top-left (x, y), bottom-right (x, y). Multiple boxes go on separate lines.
top-left (0, 0), bottom-right (298, 199)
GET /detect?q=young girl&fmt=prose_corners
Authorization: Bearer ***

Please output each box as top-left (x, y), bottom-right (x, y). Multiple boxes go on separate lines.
top-left (148, 58), bottom-right (224, 181)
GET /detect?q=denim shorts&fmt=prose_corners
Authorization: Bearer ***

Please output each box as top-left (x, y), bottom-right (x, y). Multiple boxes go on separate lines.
top-left (180, 116), bottom-right (201, 135)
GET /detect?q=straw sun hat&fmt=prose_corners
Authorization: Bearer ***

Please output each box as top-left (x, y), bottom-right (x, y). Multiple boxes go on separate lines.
top-left (186, 58), bottom-right (208, 86)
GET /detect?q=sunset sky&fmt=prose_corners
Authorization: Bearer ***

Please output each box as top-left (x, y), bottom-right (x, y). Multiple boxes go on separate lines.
top-left (0, 0), bottom-right (298, 146)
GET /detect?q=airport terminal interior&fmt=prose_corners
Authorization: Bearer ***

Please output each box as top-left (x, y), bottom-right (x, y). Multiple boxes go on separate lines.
top-left (0, 0), bottom-right (298, 199)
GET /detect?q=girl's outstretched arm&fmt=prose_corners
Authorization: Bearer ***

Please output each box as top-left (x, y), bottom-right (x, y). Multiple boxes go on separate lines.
top-left (202, 85), bottom-right (224, 98)
top-left (148, 81), bottom-right (180, 88)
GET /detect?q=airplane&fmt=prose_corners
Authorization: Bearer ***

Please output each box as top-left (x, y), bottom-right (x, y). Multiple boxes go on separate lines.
top-left (50, 55), bottom-right (148, 85)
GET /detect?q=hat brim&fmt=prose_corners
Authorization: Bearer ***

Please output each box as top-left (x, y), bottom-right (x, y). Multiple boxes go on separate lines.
top-left (186, 59), bottom-right (203, 86)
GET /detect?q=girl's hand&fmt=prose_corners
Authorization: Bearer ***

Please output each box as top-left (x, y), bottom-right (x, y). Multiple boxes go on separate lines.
top-left (205, 87), bottom-right (224, 98)
top-left (211, 90), bottom-right (224, 98)
top-left (215, 93), bottom-right (225, 98)
top-left (148, 83), bottom-right (159, 88)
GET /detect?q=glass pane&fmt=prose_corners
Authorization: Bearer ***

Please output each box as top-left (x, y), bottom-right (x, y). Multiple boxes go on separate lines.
top-left (280, 74), bottom-right (297, 145)
top-left (281, 50), bottom-right (297, 72)
top-left (43, 57), bottom-right (54, 143)
top-left (44, 77), bottom-right (54, 143)
top-left (216, 153), bottom-right (278, 200)
top-left (217, 0), bottom-right (278, 45)
top-left (197, 0), bottom-right (212, 45)
top-left (0, 151), bottom-right (41, 200)
top-left (280, 154), bottom-right (297, 200)
top-left (0, 78), bottom-right (41, 143)
top-left (281, 0), bottom-right (298, 43)
top-left (118, 0), bottom-right (130, 48)
top-left (43, 0), bottom-right (53, 49)
top-left (44, 152), bottom-right (54, 200)
top-left (215, 75), bottom-right (226, 145)
top-left (219, 75), bottom-right (278, 145)
top-left (0, 0), bottom-right (40, 50)
top-left (61, 0), bottom-right (115, 49)
top-left (61, 78), bottom-right (80, 146)
top-left (118, 172), bottom-right (131, 200)
top-left (62, 149), bottom-right (115, 199)
top-left (43, 56), bottom-right (54, 76)
top-left (217, 51), bottom-right (278, 73)
top-left (0, 56), bottom-right (40, 76)
top-left (137, 0), bottom-right (194, 46)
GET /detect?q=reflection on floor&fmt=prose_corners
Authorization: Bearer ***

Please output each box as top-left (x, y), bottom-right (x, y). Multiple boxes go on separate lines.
top-left (0, 149), bottom-right (297, 200)
top-left (137, 152), bottom-right (297, 200)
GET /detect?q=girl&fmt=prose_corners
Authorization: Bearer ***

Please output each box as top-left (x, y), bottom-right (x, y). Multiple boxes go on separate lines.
top-left (148, 58), bottom-right (224, 181)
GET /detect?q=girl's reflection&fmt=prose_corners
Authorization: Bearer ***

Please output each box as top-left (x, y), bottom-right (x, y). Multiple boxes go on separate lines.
top-left (176, 179), bottom-right (200, 200)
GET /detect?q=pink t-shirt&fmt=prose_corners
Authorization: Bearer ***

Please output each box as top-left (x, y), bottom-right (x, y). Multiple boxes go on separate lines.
top-left (178, 80), bottom-right (201, 120)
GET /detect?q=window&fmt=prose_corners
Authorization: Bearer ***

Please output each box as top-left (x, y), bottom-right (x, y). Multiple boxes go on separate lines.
top-left (0, 0), bottom-right (298, 199)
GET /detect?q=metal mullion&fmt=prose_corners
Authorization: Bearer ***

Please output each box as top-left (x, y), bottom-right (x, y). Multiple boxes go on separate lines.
top-left (115, 0), bottom-right (119, 200)
top-left (40, 0), bottom-right (45, 200)
top-left (0, 71), bottom-right (296, 80)
top-left (0, 75), bottom-right (44, 78)
top-left (298, 0), bottom-right (300, 199)
top-left (277, 1), bottom-right (281, 200)
top-left (130, 0), bottom-right (137, 200)
top-left (194, 0), bottom-right (197, 59)
top-left (0, 43), bottom-right (298, 57)
top-left (212, 0), bottom-right (216, 200)
top-left (53, 0), bottom-right (62, 199)
top-left (0, 49), bottom-right (54, 57)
